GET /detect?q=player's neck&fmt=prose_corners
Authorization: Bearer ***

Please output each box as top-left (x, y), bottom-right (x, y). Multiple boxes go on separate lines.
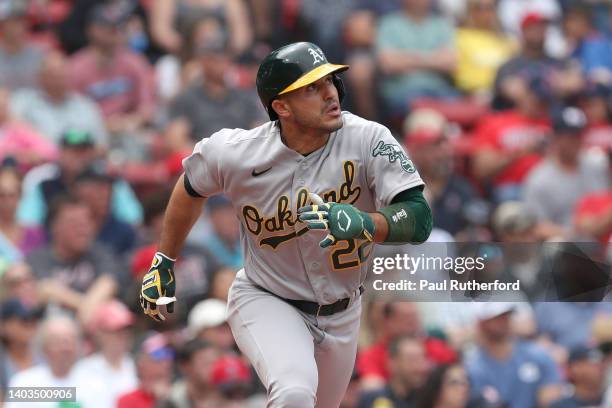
top-left (279, 121), bottom-right (330, 155)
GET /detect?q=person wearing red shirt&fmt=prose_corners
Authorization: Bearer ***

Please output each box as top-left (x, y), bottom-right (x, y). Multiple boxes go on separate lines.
top-left (117, 332), bottom-right (174, 408)
top-left (472, 76), bottom-right (551, 203)
top-left (356, 301), bottom-right (457, 390)
top-left (574, 190), bottom-right (612, 243)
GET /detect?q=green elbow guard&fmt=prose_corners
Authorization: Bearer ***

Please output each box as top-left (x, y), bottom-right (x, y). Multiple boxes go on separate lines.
top-left (377, 188), bottom-right (433, 244)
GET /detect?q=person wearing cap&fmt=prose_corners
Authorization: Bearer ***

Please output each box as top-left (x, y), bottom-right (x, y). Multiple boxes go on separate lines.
top-left (492, 11), bottom-right (583, 111)
top-left (187, 299), bottom-right (236, 351)
top-left (74, 162), bottom-right (137, 256)
top-left (466, 303), bottom-right (562, 408)
top-left (164, 15), bottom-right (264, 147)
top-left (0, 0), bottom-right (45, 91)
top-left (523, 106), bottom-right (608, 228)
top-left (209, 354), bottom-right (260, 405)
top-left (550, 345), bottom-right (605, 408)
top-left (26, 195), bottom-right (122, 323)
top-left (157, 338), bottom-right (222, 408)
top-left (0, 298), bottom-right (43, 392)
top-left (5, 315), bottom-right (95, 408)
top-left (68, 2), bottom-right (156, 136)
top-left (16, 128), bottom-right (143, 226)
top-left (9, 50), bottom-right (109, 147)
top-left (404, 108), bottom-right (480, 236)
top-left (73, 300), bottom-right (137, 408)
top-left (117, 332), bottom-right (174, 408)
top-left (579, 82), bottom-right (612, 151)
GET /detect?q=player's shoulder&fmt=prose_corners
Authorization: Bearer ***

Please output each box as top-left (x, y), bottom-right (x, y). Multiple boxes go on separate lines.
top-left (205, 121), bottom-right (276, 148)
top-left (341, 111), bottom-right (391, 140)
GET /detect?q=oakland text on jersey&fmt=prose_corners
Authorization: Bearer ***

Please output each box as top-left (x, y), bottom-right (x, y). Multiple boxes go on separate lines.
top-left (241, 161), bottom-right (361, 249)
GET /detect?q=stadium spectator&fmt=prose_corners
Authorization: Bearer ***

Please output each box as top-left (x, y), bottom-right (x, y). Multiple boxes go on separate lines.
top-left (74, 163), bottom-right (137, 256)
top-left (5, 316), bottom-right (96, 407)
top-left (10, 50), bottom-right (109, 146)
top-left (0, 90), bottom-right (57, 168)
top-left (0, 0), bottom-right (44, 91)
top-left (164, 16), bottom-right (264, 147)
top-left (551, 345), bottom-right (606, 408)
top-left (209, 354), bottom-right (261, 406)
top-left (357, 302), bottom-right (457, 390)
top-left (150, 0), bottom-right (252, 55)
top-left (26, 195), bottom-right (122, 322)
top-left (471, 75), bottom-right (551, 203)
top-left (454, 0), bottom-right (516, 96)
top-left (404, 108), bottom-right (479, 236)
top-left (0, 163), bottom-right (46, 262)
top-left (187, 299), bottom-right (235, 351)
top-left (199, 195), bottom-right (242, 270)
top-left (579, 83), bottom-right (612, 151)
top-left (357, 335), bottom-right (430, 407)
top-left (159, 338), bottom-right (222, 407)
top-left (492, 12), bottom-right (583, 111)
top-left (208, 267), bottom-right (237, 301)
top-left (416, 363), bottom-right (484, 408)
top-left (523, 107), bottom-right (608, 228)
top-left (0, 262), bottom-right (39, 305)
top-left (117, 332), bottom-right (174, 408)
top-left (74, 300), bottom-right (138, 408)
top-left (563, 5), bottom-right (612, 85)
top-left (0, 298), bottom-right (43, 392)
top-left (69, 3), bottom-right (156, 135)
top-left (376, 0), bottom-right (458, 116)
top-left (17, 129), bottom-right (143, 226)
top-left (466, 303), bottom-right (562, 408)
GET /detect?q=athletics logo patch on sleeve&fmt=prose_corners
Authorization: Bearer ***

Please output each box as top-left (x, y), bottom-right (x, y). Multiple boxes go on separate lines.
top-left (372, 141), bottom-right (416, 173)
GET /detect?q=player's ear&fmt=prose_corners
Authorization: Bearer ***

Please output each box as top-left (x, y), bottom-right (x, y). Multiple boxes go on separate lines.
top-left (271, 98), bottom-right (291, 119)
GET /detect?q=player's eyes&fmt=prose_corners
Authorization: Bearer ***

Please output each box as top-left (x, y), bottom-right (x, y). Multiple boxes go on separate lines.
top-left (306, 84), bottom-right (317, 91)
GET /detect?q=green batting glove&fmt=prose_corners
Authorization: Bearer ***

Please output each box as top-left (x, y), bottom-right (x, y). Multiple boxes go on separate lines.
top-left (297, 193), bottom-right (375, 248)
top-left (140, 252), bottom-right (177, 322)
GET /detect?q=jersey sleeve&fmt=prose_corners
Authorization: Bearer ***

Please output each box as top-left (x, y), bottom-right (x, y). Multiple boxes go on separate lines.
top-left (182, 135), bottom-right (224, 197)
top-left (365, 125), bottom-right (424, 208)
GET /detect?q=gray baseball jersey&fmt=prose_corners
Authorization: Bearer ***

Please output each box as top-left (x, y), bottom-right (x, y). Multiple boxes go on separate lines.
top-left (183, 111), bottom-right (424, 304)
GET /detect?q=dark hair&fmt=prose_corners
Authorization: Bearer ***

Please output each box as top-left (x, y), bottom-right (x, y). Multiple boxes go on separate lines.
top-left (176, 338), bottom-right (214, 364)
top-left (416, 364), bottom-right (461, 408)
top-left (141, 189), bottom-right (172, 227)
top-left (45, 194), bottom-right (85, 228)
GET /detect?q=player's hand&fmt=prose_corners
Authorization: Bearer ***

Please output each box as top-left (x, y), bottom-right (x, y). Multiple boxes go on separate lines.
top-left (140, 252), bottom-right (177, 322)
top-left (298, 193), bottom-right (375, 248)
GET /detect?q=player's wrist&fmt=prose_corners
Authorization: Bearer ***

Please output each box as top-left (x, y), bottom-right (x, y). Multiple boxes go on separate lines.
top-left (359, 211), bottom-right (375, 241)
top-left (151, 252), bottom-right (176, 270)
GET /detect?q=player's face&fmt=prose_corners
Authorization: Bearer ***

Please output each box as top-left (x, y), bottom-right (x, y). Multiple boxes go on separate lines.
top-left (282, 74), bottom-right (343, 133)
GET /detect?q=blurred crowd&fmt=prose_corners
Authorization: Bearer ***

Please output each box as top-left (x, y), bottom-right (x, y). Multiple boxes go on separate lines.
top-left (0, 0), bottom-right (612, 406)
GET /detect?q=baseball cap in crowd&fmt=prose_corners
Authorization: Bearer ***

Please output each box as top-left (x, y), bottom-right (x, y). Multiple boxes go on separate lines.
top-left (491, 201), bottom-right (537, 236)
top-left (473, 302), bottom-right (515, 321)
top-left (210, 355), bottom-right (252, 393)
top-left (520, 12), bottom-right (548, 31)
top-left (88, 300), bottom-right (134, 332)
top-left (137, 331), bottom-right (174, 361)
top-left (0, 0), bottom-right (26, 20)
top-left (60, 129), bottom-right (95, 148)
top-left (568, 345), bottom-right (604, 364)
top-left (552, 106), bottom-right (587, 134)
top-left (403, 108), bottom-right (448, 146)
top-left (188, 299), bottom-right (228, 335)
top-left (88, 1), bottom-right (132, 27)
top-left (0, 298), bottom-right (44, 321)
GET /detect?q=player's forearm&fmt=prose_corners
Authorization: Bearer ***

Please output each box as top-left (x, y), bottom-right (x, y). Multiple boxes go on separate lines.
top-left (370, 212), bottom-right (389, 243)
top-left (375, 187), bottom-right (433, 244)
top-left (158, 174), bottom-right (205, 258)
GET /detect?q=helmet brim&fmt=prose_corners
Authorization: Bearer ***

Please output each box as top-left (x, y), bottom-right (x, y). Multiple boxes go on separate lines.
top-left (277, 63), bottom-right (349, 96)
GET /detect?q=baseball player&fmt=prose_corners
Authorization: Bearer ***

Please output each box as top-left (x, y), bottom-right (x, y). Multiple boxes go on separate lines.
top-left (140, 42), bottom-right (433, 407)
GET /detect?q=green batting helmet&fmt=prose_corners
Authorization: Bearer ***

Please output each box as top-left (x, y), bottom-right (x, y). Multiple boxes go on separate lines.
top-left (256, 42), bottom-right (349, 120)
